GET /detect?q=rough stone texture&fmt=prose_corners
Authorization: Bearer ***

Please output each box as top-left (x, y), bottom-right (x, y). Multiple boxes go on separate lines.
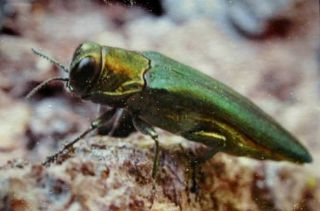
top-left (0, 0), bottom-right (319, 210)
top-left (0, 136), bottom-right (319, 210)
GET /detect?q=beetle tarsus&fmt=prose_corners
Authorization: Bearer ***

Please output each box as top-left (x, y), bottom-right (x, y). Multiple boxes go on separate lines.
top-left (190, 159), bottom-right (201, 194)
top-left (42, 126), bottom-right (96, 166)
top-left (152, 138), bottom-right (160, 178)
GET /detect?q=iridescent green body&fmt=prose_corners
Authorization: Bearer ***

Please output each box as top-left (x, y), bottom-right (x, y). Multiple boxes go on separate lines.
top-left (69, 41), bottom-right (312, 163)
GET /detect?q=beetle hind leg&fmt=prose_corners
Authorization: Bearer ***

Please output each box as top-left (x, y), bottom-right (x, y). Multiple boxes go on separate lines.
top-left (182, 129), bottom-right (227, 164)
top-left (189, 147), bottom-right (222, 193)
top-left (182, 130), bottom-right (227, 193)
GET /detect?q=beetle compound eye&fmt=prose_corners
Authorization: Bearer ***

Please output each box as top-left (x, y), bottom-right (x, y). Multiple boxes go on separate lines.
top-left (70, 57), bottom-right (100, 93)
top-left (73, 57), bottom-right (98, 82)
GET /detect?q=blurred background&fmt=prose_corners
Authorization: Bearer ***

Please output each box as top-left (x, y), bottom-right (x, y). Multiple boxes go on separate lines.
top-left (0, 0), bottom-right (319, 210)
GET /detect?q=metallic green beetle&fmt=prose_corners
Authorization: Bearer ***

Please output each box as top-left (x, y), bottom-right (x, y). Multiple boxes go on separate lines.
top-left (29, 41), bottom-right (312, 169)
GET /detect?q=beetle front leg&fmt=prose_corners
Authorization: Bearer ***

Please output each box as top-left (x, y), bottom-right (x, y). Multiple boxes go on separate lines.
top-left (42, 111), bottom-right (115, 166)
top-left (132, 118), bottom-right (160, 178)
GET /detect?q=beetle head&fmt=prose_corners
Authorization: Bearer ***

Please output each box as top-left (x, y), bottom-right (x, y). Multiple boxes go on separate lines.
top-left (27, 42), bottom-right (148, 106)
top-left (70, 42), bottom-right (149, 106)
top-left (26, 42), bottom-right (102, 100)
top-left (69, 42), bottom-right (102, 97)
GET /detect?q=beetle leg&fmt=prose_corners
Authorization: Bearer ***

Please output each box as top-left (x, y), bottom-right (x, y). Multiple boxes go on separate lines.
top-left (97, 107), bottom-right (136, 137)
top-left (190, 147), bottom-right (223, 193)
top-left (183, 130), bottom-right (227, 193)
top-left (182, 129), bottom-right (226, 162)
top-left (183, 130), bottom-right (227, 149)
top-left (132, 118), bottom-right (159, 207)
top-left (132, 118), bottom-right (160, 178)
top-left (106, 109), bottom-right (125, 136)
top-left (42, 111), bottom-right (115, 166)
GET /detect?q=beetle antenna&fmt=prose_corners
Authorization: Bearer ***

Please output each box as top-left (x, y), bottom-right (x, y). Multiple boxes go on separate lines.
top-left (31, 48), bottom-right (69, 73)
top-left (25, 77), bottom-right (69, 100)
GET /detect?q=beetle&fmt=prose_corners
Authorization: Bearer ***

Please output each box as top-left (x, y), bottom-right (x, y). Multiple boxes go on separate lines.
top-left (28, 41), bottom-right (312, 177)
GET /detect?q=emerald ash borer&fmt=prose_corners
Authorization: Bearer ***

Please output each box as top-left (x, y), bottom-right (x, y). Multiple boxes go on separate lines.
top-left (28, 41), bottom-right (312, 174)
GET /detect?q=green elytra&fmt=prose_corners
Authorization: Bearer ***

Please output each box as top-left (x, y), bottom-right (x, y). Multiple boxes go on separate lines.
top-left (29, 41), bottom-right (312, 170)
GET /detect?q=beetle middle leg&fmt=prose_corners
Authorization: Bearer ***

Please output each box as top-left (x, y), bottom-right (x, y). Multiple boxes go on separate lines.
top-left (132, 117), bottom-right (160, 206)
top-left (132, 117), bottom-right (160, 179)
top-left (42, 110), bottom-right (116, 166)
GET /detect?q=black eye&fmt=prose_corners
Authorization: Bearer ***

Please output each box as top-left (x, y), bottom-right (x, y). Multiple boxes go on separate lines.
top-left (70, 57), bottom-right (99, 89)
